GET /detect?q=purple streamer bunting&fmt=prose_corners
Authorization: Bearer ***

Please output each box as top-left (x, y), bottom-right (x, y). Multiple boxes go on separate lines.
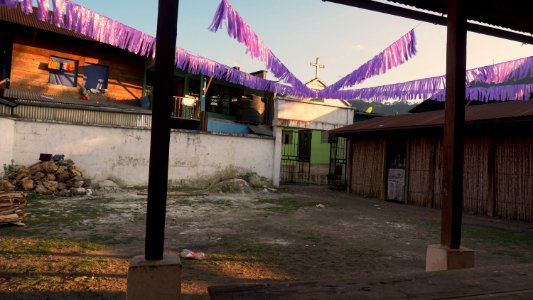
top-left (334, 56), bottom-right (533, 102)
top-left (209, 0), bottom-right (420, 99)
top-left (0, 0), bottom-right (18, 9)
top-left (432, 83), bottom-right (533, 102)
top-left (319, 29), bottom-right (417, 98)
top-left (37, 0), bottom-right (49, 22)
top-left (209, 0), bottom-right (316, 98)
top-left (21, 0), bottom-right (32, 14)
top-left (173, 47), bottom-right (293, 96)
top-left (6, 0), bottom-right (533, 102)
top-left (53, 0), bottom-right (66, 27)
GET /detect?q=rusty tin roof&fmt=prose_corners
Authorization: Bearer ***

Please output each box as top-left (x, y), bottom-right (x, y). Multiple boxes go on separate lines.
top-left (331, 101), bottom-right (533, 135)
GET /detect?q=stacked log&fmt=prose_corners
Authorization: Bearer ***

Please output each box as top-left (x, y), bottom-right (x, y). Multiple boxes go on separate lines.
top-left (1, 159), bottom-right (91, 197)
top-left (0, 192), bottom-right (27, 225)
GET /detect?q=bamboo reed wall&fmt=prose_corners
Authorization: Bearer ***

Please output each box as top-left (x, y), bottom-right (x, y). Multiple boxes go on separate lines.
top-left (348, 133), bottom-right (533, 223)
top-left (495, 136), bottom-right (533, 222)
top-left (463, 137), bottom-right (491, 216)
top-left (407, 137), bottom-right (436, 208)
top-left (349, 137), bottom-right (386, 199)
top-left (433, 139), bottom-right (443, 209)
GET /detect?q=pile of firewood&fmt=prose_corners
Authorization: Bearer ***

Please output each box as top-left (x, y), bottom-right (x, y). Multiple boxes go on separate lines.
top-left (0, 192), bottom-right (27, 226)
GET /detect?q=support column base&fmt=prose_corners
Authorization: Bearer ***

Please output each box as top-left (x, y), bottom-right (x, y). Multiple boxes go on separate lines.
top-left (426, 244), bottom-right (475, 272)
top-left (127, 254), bottom-right (182, 300)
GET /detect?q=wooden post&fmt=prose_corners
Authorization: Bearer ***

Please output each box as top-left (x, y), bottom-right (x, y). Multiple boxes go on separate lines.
top-left (145, 0), bottom-right (179, 261)
top-left (441, 0), bottom-right (466, 249)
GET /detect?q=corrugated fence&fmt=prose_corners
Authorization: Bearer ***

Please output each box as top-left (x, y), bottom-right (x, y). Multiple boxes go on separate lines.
top-left (2, 99), bottom-right (152, 129)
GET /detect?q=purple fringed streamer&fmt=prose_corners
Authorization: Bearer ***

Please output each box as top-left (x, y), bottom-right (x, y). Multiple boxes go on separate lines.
top-left (21, 0), bottom-right (33, 14)
top-left (433, 84), bottom-right (533, 102)
top-left (140, 35), bottom-right (156, 57)
top-left (460, 83), bottom-right (532, 102)
top-left (82, 6), bottom-right (94, 36)
top-left (0, 0), bottom-right (18, 9)
top-left (209, 0), bottom-right (267, 61)
top-left (319, 29), bottom-right (417, 98)
top-left (209, 0), bottom-right (316, 97)
top-left (174, 47), bottom-right (293, 95)
top-left (53, 0), bottom-right (66, 27)
top-left (465, 56), bottom-right (533, 84)
top-left (37, 0), bottom-right (49, 22)
top-left (65, 1), bottom-right (75, 30)
top-left (92, 13), bottom-right (106, 42)
top-left (73, 3), bottom-right (83, 32)
top-left (6, 0), bottom-right (294, 96)
top-left (334, 55), bottom-right (533, 102)
top-left (327, 74), bottom-right (446, 102)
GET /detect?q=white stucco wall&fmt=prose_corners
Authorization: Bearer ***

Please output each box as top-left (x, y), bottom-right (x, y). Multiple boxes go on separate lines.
top-left (275, 98), bottom-right (353, 130)
top-left (0, 117), bottom-right (15, 175)
top-left (6, 118), bottom-right (274, 186)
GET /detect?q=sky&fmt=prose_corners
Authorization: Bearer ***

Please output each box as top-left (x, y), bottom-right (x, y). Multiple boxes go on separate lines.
top-left (76, 0), bottom-right (533, 91)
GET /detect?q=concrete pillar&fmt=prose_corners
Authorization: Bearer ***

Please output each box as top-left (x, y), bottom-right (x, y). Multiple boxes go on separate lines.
top-left (426, 244), bottom-right (474, 272)
top-left (127, 254), bottom-right (182, 300)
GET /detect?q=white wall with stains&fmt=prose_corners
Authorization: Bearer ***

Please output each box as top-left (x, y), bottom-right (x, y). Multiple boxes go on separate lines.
top-left (0, 117), bottom-right (15, 175)
top-left (275, 97), bottom-right (354, 130)
top-left (4, 118), bottom-right (275, 186)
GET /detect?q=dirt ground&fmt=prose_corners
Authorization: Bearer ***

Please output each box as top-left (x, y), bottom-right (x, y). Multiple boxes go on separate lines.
top-left (1, 185), bottom-right (533, 299)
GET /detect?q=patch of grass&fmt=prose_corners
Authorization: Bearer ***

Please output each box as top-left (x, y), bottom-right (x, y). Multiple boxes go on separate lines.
top-left (169, 197), bottom-right (233, 208)
top-left (463, 224), bottom-right (533, 247)
top-left (462, 224), bottom-right (533, 258)
top-left (0, 237), bottom-right (104, 260)
top-left (302, 235), bottom-right (322, 244)
top-left (341, 247), bottom-right (385, 259)
top-left (217, 236), bottom-right (277, 264)
top-left (22, 197), bottom-right (118, 233)
top-left (418, 221), bottom-right (533, 258)
top-left (69, 257), bottom-right (111, 273)
top-left (14, 275), bottom-right (50, 287)
top-left (26, 193), bottom-right (56, 202)
top-left (86, 234), bottom-right (137, 246)
top-left (258, 198), bottom-right (318, 213)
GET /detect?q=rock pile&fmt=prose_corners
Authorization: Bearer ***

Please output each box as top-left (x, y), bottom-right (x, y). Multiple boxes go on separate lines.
top-left (0, 192), bottom-right (27, 225)
top-left (0, 159), bottom-right (91, 197)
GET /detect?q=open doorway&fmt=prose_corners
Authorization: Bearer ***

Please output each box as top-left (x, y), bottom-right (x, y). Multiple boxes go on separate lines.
top-left (386, 138), bottom-right (407, 202)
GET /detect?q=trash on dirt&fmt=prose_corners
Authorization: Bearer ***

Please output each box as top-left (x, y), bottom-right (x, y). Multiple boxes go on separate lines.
top-left (180, 249), bottom-right (206, 260)
top-left (315, 204), bottom-right (326, 208)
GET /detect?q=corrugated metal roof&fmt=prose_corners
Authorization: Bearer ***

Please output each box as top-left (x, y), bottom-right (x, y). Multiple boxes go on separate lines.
top-left (326, 1), bottom-right (533, 44)
top-left (0, 5), bottom-right (94, 41)
top-left (4, 88), bottom-right (150, 113)
top-left (386, 0), bottom-right (533, 36)
top-left (331, 101), bottom-right (533, 135)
